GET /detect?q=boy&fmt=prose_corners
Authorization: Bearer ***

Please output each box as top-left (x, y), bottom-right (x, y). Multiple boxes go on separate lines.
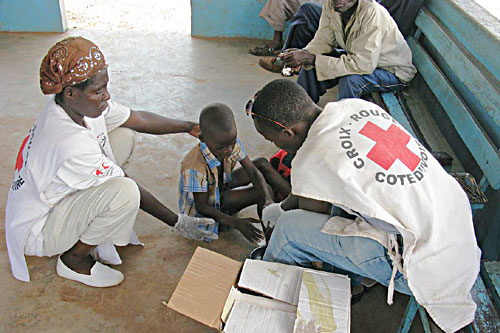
top-left (178, 103), bottom-right (274, 243)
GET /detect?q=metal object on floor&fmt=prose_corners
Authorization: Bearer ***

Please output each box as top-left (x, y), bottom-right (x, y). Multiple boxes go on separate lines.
top-left (249, 245), bottom-right (267, 260)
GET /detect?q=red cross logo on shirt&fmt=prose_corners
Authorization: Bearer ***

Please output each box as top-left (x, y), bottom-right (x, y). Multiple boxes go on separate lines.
top-left (14, 135), bottom-right (29, 172)
top-left (359, 121), bottom-right (420, 171)
top-left (92, 162), bottom-right (111, 177)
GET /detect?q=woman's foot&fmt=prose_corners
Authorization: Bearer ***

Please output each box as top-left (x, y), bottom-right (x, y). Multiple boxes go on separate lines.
top-left (60, 252), bottom-right (95, 275)
top-left (56, 256), bottom-right (124, 287)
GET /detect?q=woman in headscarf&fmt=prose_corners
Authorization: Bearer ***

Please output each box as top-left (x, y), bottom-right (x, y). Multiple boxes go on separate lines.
top-left (5, 37), bottom-right (217, 288)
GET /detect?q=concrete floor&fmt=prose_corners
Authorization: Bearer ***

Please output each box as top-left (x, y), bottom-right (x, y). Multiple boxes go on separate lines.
top-left (0, 23), bottom-right (425, 333)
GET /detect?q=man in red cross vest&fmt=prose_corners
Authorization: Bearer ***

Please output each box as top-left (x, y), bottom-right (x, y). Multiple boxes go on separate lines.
top-left (250, 80), bottom-right (480, 332)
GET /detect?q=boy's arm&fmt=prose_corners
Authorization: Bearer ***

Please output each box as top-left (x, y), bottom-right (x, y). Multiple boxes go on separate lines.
top-left (239, 156), bottom-right (274, 206)
top-left (193, 192), bottom-right (263, 243)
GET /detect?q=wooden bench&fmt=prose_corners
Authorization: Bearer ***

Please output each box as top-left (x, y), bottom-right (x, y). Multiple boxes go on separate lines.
top-left (371, 0), bottom-right (500, 331)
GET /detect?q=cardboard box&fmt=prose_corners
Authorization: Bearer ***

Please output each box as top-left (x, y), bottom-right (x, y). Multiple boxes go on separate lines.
top-left (168, 247), bottom-right (351, 332)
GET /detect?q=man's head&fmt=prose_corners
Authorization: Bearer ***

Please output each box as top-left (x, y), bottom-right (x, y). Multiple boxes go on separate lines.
top-left (248, 79), bottom-right (319, 154)
top-left (199, 103), bottom-right (237, 161)
top-left (41, 37), bottom-right (111, 120)
top-left (331, 0), bottom-right (357, 13)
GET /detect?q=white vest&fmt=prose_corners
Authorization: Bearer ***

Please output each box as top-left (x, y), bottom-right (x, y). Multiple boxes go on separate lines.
top-left (5, 98), bottom-right (118, 282)
top-left (292, 99), bottom-right (481, 332)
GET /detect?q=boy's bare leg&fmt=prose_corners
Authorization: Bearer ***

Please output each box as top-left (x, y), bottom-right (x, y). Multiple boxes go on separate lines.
top-left (218, 187), bottom-right (262, 232)
top-left (221, 187), bottom-right (262, 216)
top-left (230, 157), bottom-right (291, 198)
top-left (229, 166), bottom-right (251, 188)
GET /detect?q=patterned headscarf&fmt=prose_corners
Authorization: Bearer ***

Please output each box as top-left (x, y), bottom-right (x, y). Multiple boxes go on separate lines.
top-left (40, 36), bottom-right (106, 95)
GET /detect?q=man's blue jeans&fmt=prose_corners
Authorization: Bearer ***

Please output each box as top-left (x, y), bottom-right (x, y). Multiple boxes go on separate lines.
top-left (297, 67), bottom-right (408, 103)
top-left (263, 209), bottom-right (412, 295)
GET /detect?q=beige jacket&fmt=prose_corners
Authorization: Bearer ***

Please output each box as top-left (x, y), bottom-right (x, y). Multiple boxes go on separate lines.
top-left (304, 0), bottom-right (416, 82)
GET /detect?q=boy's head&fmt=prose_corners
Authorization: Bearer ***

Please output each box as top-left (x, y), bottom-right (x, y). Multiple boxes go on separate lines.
top-left (199, 103), bottom-right (237, 161)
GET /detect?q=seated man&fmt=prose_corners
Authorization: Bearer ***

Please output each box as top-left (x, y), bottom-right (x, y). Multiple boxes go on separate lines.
top-left (250, 0), bottom-right (323, 56)
top-left (179, 103), bottom-right (274, 244)
top-left (248, 79), bottom-right (480, 332)
top-left (5, 37), bottom-right (216, 288)
top-left (270, 0), bottom-right (417, 102)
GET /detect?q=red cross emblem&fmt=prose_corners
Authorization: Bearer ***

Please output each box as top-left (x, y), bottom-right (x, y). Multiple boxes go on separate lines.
top-left (14, 135), bottom-right (30, 172)
top-left (92, 162), bottom-right (111, 177)
top-left (359, 121), bottom-right (420, 171)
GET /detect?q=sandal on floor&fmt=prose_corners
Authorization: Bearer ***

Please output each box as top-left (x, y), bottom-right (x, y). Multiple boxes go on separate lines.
top-left (249, 44), bottom-right (282, 56)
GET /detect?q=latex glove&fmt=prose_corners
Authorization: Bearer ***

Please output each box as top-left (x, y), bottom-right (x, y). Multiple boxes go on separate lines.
top-left (175, 214), bottom-right (218, 242)
top-left (262, 203), bottom-right (285, 229)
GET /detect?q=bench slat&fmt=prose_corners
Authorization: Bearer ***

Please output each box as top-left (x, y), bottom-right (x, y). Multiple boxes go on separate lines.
top-left (408, 37), bottom-right (500, 189)
top-left (470, 275), bottom-right (500, 332)
top-left (425, 0), bottom-right (500, 81)
top-left (415, 9), bottom-right (500, 130)
top-left (482, 261), bottom-right (500, 312)
top-left (380, 92), bottom-right (417, 138)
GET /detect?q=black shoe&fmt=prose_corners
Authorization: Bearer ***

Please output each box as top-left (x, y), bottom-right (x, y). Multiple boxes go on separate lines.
top-left (351, 285), bottom-right (366, 304)
top-left (431, 151), bottom-right (453, 167)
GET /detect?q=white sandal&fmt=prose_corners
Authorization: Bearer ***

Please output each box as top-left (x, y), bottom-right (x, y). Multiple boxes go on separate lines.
top-left (56, 256), bottom-right (124, 287)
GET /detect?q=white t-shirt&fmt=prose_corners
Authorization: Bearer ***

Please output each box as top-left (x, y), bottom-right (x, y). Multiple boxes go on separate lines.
top-left (11, 97), bottom-right (130, 256)
top-left (42, 102), bottom-right (130, 205)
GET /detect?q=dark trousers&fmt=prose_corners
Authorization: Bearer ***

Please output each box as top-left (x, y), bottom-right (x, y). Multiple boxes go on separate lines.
top-left (298, 66), bottom-right (408, 103)
top-left (282, 2), bottom-right (323, 50)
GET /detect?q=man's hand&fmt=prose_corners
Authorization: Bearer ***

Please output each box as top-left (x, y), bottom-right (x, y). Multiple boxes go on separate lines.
top-left (234, 218), bottom-right (264, 244)
top-left (189, 123), bottom-right (201, 138)
top-left (279, 49), bottom-right (315, 68)
top-left (175, 214), bottom-right (218, 241)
